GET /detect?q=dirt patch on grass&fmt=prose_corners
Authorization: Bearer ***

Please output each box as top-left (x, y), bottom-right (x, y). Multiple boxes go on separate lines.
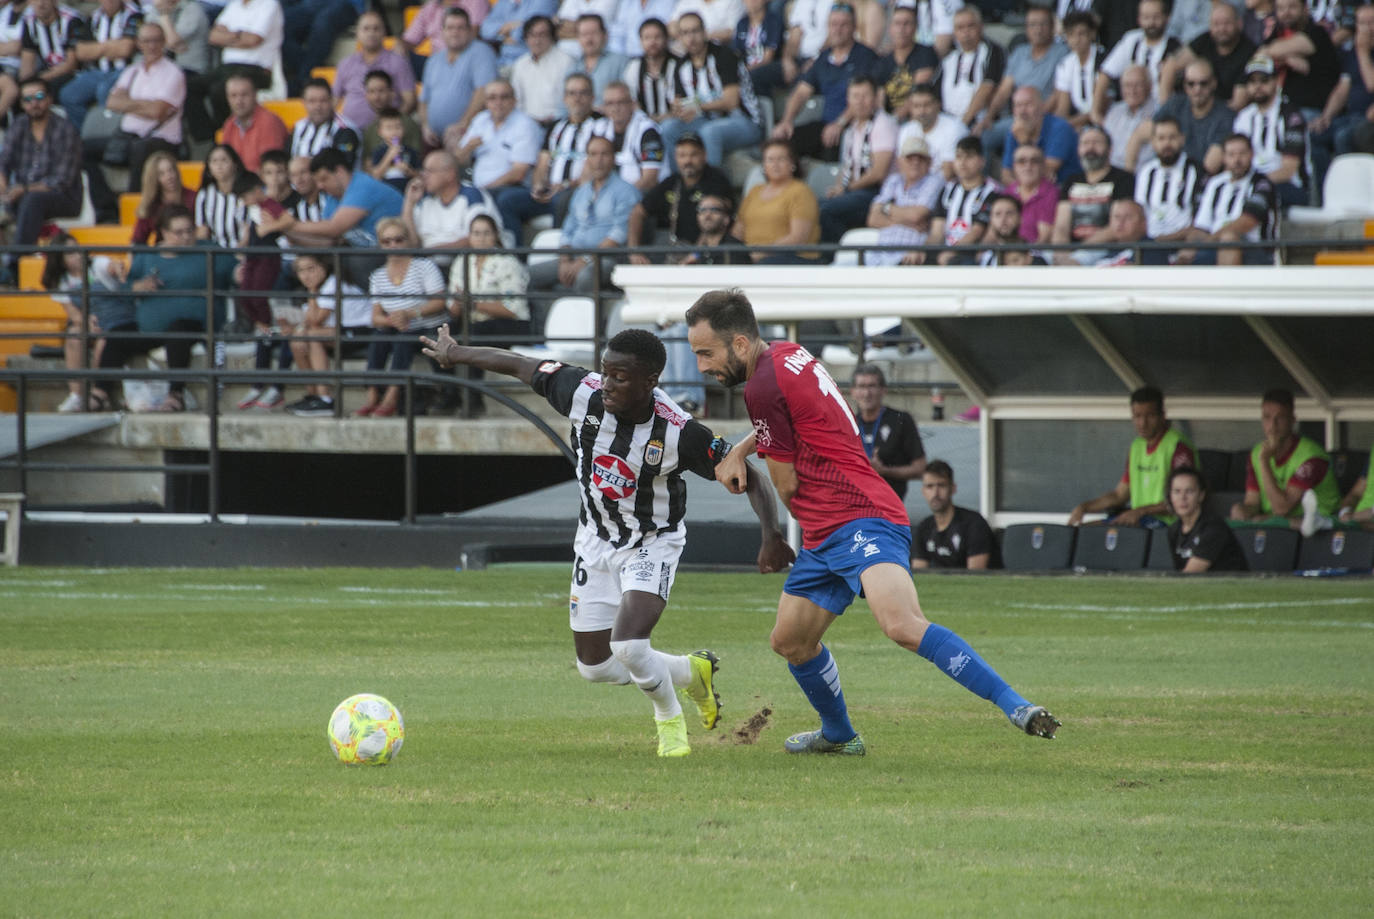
top-left (731, 707), bottom-right (772, 744)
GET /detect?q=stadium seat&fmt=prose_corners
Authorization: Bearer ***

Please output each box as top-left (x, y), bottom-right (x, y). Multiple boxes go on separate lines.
top-left (1286, 154), bottom-right (1374, 225)
top-left (1234, 526), bottom-right (1300, 572)
top-left (1297, 529), bottom-right (1374, 571)
top-left (833, 227), bottom-right (878, 266)
top-left (1070, 525), bottom-right (1150, 571)
top-left (1328, 448), bottom-right (1369, 497)
top-left (521, 213), bottom-right (554, 246)
top-left (512, 297), bottom-right (595, 365)
top-left (52, 174), bottom-right (96, 230)
top-left (741, 164), bottom-right (764, 199)
top-left (404, 5), bottom-right (420, 28)
top-left (311, 66), bottom-right (336, 84)
top-left (526, 227), bottom-right (562, 266)
top-left (1197, 448), bottom-right (1232, 491)
top-left (805, 161), bottom-right (840, 201)
top-left (17, 255), bottom-right (45, 291)
top-left (1001, 524), bottom-right (1076, 570)
top-left (1228, 450), bottom-right (1252, 494)
top-left (1145, 526), bottom-right (1175, 571)
top-left (178, 161), bottom-right (204, 189)
top-left (262, 98), bottom-right (308, 130)
top-left (68, 225), bottom-right (134, 249)
top-left (118, 192), bottom-right (140, 227)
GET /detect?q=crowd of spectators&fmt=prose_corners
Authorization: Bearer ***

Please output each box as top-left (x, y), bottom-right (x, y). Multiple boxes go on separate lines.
top-left (2, 0), bottom-right (1373, 414)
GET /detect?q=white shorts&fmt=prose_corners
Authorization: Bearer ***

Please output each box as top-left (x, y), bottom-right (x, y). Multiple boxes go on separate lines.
top-left (568, 537), bottom-right (683, 633)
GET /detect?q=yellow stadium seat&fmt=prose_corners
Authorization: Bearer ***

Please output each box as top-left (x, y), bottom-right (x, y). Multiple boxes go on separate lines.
top-left (0, 293), bottom-right (67, 358)
top-left (119, 192), bottom-right (141, 227)
top-left (1314, 251), bottom-right (1374, 265)
top-left (68, 225), bottom-right (135, 250)
top-left (404, 5), bottom-right (420, 28)
top-left (415, 38), bottom-right (430, 56)
top-left (18, 254), bottom-right (46, 291)
top-left (178, 161), bottom-right (204, 189)
top-left (262, 98), bottom-right (308, 130)
top-left (311, 66), bottom-right (336, 84)
top-left (382, 36), bottom-right (396, 50)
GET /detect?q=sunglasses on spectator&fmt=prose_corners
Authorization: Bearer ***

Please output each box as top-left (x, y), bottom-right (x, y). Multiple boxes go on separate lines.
top-left (21, 91), bottom-right (46, 103)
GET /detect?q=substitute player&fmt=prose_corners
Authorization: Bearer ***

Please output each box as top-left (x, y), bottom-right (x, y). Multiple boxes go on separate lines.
top-left (685, 289), bottom-right (1059, 754)
top-left (421, 324), bottom-right (794, 757)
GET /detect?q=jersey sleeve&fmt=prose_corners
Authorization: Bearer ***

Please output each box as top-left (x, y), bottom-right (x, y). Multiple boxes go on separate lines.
top-left (912, 518), bottom-right (934, 563)
top-left (1173, 440), bottom-right (1197, 470)
top-left (747, 364), bottom-right (797, 463)
top-left (677, 420), bottom-right (733, 480)
top-left (1279, 108), bottom-right (1307, 158)
top-left (964, 512), bottom-right (995, 560)
top-left (1192, 517), bottom-right (1233, 565)
top-left (529, 361), bottom-right (593, 416)
top-left (1242, 177), bottom-right (1276, 222)
top-left (1290, 456), bottom-right (1330, 492)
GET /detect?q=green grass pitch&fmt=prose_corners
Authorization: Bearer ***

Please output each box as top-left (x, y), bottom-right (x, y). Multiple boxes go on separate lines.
top-left (2, 566), bottom-right (1371, 917)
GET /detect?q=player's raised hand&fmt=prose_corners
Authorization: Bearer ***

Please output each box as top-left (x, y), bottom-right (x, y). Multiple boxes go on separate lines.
top-left (419, 323), bottom-right (457, 367)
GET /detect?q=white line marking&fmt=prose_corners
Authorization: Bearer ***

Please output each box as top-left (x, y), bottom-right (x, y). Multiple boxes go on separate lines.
top-left (1012, 599), bottom-right (1371, 613)
top-left (167, 584), bottom-right (267, 591)
top-left (337, 587), bottom-right (454, 595)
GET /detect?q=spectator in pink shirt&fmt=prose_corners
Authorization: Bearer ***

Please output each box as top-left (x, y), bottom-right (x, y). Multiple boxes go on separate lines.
top-left (401, 0), bottom-right (489, 75)
top-left (335, 10), bottom-right (417, 130)
top-left (1003, 143), bottom-right (1058, 244)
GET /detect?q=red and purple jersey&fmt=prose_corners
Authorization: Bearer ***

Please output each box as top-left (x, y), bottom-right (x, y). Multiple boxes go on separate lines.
top-left (745, 342), bottom-right (909, 549)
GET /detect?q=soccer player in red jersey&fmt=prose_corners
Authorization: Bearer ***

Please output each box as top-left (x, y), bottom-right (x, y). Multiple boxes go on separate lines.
top-left (686, 289), bottom-right (1060, 753)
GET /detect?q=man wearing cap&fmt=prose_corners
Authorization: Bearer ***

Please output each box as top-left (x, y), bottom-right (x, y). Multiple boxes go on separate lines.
top-left (627, 131), bottom-right (733, 262)
top-left (864, 133), bottom-right (942, 266)
top-left (1232, 53), bottom-right (1310, 207)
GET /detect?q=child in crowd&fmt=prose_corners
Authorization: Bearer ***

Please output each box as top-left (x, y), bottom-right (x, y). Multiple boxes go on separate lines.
top-left (367, 109), bottom-right (421, 193)
top-left (43, 233), bottom-right (133, 413)
top-left (283, 252), bottom-right (374, 417)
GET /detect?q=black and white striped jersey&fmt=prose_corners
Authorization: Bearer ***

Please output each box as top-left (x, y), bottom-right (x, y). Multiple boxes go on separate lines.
top-left (530, 361), bottom-right (730, 558)
top-left (931, 177), bottom-right (999, 245)
top-left (671, 43), bottom-right (760, 124)
top-left (290, 115), bottom-right (358, 159)
top-left (194, 185), bottom-right (247, 249)
top-left (939, 39), bottom-right (1006, 120)
top-left (1305, 0), bottom-right (1342, 28)
top-left (1100, 28), bottom-right (1181, 90)
top-left (1135, 155), bottom-right (1204, 238)
top-left (1193, 169), bottom-right (1277, 241)
top-left (20, 4), bottom-right (89, 69)
top-left (592, 108), bottom-right (665, 184)
top-left (543, 115), bottom-right (600, 186)
top-left (1233, 94), bottom-right (1310, 189)
top-left (1052, 44), bottom-right (1103, 115)
top-left (624, 54), bottom-right (680, 119)
top-left (86, 1), bottom-right (141, 71)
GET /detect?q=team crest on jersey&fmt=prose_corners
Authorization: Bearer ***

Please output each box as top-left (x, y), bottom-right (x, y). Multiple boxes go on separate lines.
top-left (644, 439), bottom-right (663, 467)
top-left (592, 454), bottom-right (638, 500)
top-left (752, 418), bottom-right (773, 448)
top-left (538, 361), bottom-right (564, 375)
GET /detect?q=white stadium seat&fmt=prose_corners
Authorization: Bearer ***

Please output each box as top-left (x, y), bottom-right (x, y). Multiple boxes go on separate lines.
top-left (1287, 154), bottom-right (1374, 225)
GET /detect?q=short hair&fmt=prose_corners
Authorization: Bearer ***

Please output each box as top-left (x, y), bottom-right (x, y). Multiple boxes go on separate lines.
top-left (1061, 10), bottom-right (1099, 33)
top-left (302, 77), bottom-right (332, 98)
top-left (565, 72), bottom-right (593, 93)
top-left (953, 5), bottom-right (982, 25)
top-left (986, 193), bottom-right (1022, 214)
top-left (1080, 123), bottom-right (1111, 148)
top-left (232, 171), bottom-right (262, 197)
top-left (1261, 388), bottom-right (1295, 411)
top-left (639, 16), bottom-right (668, 36)
top-left (443, 6), bottom-right (471, 25)
top-left (852, 363), bottom-right (886, 387)
top-left (377, 107), bottom-right (403, 122)
top-left (1130, 385), bottom-right (1164, 411)
top-left (374, 216), bottom-right (412, 246)
top-left (1152, 114), bottom-right (1182, 134)
top-left (607, 328), bottom-right (667, 375)
top-left (909, 82), bottom-right (938, 101)
top-left (602, 79), bottom-right (631, 99)
top-left (158, 204), bottom-right (193, 232)
top-left (364, 69), bottom-right (394, 88)
top-left (224, 72), bottom-right (256, 92)
top-left (310, 146), bottom-right (353, 173)
top-left (925, 459), bottom-right (954, 483)
top-left (674, 12), bottom-right (702, 30)
top-left (685, 288), bottom-right (760, 341)
top-left (674, 132), bottom-right (705, 151)
top-left (1166, 464), bottom-right (1206, 496)
top-left (955, 135), bottom-right (984, 157)
top-left (522, 14), bottom-right (554, 40)
top-left (259, 149), bottom-right (289, 171)
top-left (1223, 132), bottom-right (1252, 150)
top-left (576, 12), bottom-right (606, 32)
top-left (19, 75), bottom-right (48, 95)
top-left (848, 74), bottom-right (878, 93)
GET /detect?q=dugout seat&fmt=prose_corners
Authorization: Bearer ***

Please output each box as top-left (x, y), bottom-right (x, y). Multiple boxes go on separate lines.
top-left (1001, 524), bottom-right (1076, 570)
top-left (1228, 450), bottom-right (1252, 493)
top-left (1071, 525), bottom-right (1150, 571)
top-left (1234, 526), bottom-right (1300, 572)
top-left (1197, 448), bottom-right (1233, 491)
top-left (1328, 449), bottom-right (1369, 497)
top-left (1297, 529), bottom-right (1374, 571)
top-left (1145, 526), bottom-right (1175, 571)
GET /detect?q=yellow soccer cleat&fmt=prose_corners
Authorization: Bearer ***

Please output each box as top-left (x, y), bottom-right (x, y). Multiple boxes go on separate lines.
top-left (656, 713), bottom-right (690, 757)
top-left (685, 649), bottom-right (722, 730)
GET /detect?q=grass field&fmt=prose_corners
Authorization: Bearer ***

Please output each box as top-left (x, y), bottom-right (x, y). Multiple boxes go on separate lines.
top-left (2, 566), bottom-right (1372, 918)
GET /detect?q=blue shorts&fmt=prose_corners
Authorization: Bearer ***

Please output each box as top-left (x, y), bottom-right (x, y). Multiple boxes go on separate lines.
top-left (782, 518), bottom-right (912, 616)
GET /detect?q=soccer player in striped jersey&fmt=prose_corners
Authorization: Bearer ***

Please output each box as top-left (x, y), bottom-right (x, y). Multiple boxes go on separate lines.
top-left (688, 289), bottom-right (1060, 754)
top-left (420, 325), bottom-right (794, 758)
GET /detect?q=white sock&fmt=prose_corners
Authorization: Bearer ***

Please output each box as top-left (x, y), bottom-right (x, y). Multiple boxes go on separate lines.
top-left (661, 652), bottom-right (691, 688)
top-left (576, 656), bottom-right (631, 685)
top-left (610, 638), bottom-right (682, 720)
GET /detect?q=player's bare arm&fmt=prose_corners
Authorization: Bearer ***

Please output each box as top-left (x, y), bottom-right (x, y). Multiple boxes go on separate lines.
top-left (1068, 480), bottom-right (1130, 526)
top-left (741, 462), bottom-right (795, 574)
top-left (715, 430), bottom-right (756, 494)
top-left (420, 324), bottom-right (539, 384)
top-left (763, 456), bottom-right (799, 513)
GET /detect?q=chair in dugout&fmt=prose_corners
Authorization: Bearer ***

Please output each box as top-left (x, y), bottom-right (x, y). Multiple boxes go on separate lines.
top-left (1197, 448), bottom-right (1233, 491)
top-left (1328, 448), bottom-right (1369, 497)
top-left (1070, 525), bottom-right (1150, 571)
top-left (1297, 529), bottom-right (1374, 571)
top-left (1001, 523), bottom-right (1076, 570)
top-left (1228, 450), bottom-right (1252, 493)
top-left (1145, 526), bottom-right (1175, 571)
top-left (1235, 526), bottom-right (1300, 572)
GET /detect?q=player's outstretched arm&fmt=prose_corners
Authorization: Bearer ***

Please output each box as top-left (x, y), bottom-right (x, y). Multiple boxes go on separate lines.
top-left (743, 462), bottom-right (795, 574)
top-left (715, 430), bottom-right (756, 494)
top-left (419, 324), bottom-right (540, 384)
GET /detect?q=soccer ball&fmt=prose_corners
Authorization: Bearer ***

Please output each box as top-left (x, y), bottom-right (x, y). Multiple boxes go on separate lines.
top-left (328, 693), bottom-right (405, 765)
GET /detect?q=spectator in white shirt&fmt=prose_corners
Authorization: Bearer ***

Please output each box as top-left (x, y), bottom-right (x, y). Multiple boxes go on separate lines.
top-left (207, 0), bottom-right (283, 126)
top-left (511, 15), bottom-right (575, 125)
top-left (819, 74), bottom-right (896, 243)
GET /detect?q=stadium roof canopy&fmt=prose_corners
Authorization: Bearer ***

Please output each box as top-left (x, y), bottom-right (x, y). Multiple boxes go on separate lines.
top-left (617, 265), bottom-right (1374, 522)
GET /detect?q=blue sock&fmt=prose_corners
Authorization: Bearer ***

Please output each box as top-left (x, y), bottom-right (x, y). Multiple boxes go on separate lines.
top-left (787, 645), bottom-right (856, 743)
top-left (917, 624), bottom-right (1029, 718)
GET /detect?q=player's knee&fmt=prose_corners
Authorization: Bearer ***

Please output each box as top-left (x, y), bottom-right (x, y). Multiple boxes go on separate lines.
top-left (576, 657), bottom-right (631, 685)
top-left (768, 628), bottom-right (811, 663)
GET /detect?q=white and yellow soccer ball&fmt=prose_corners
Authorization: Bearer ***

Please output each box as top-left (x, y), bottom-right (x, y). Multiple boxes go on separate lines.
top-left (328, 693), bottom-right (405, 765)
